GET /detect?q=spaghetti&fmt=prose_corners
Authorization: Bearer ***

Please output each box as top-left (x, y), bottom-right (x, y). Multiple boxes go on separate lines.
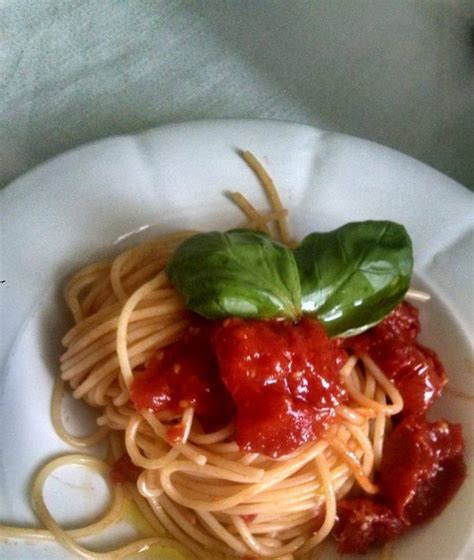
top-left (0, 153), bottom-right (464, 559)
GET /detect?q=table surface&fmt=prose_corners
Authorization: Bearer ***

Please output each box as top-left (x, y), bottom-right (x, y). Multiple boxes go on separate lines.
top-left (1, 0), bottom-right (473, 191)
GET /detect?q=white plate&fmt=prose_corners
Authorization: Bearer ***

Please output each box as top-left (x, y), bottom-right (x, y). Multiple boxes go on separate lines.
top-left (1, 119), bottom-right (473, 559)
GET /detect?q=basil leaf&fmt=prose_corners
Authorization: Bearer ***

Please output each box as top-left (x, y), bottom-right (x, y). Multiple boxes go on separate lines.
top-left (293, 221), bottom-right (413, 337)
top-left (166, 229), bottom-right (301, 320)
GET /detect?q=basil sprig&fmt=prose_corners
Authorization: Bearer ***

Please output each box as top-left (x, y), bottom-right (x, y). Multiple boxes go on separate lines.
top-left (293, 221), bottom-right (413, 336)
top-left (166, 229), bottom-right (301, 320)
top-left (166, 221), bottom-right (413, 336)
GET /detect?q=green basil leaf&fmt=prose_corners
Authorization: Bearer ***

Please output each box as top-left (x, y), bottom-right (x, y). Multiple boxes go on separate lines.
top-left (166, 229), bottom-right (301, 320)
top-left (293, 221), bottom-right (413, 337)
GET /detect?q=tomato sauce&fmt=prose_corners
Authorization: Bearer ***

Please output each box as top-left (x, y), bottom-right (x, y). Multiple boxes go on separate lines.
top-left (333, 498), bottom-right (405, 554)
top-left (127, 303), bottom-right (465, 554)
top-left (346, 302), bottom-right (447, 417)
top-left (166, 423), bottom-right (185, 444)
top-left (130, 321), bottom-right (235, 429)
top-left (380, 417), bottom-right (466, 525)
top-left (109, 455), bottom-right (142, 485)
top-left (334, 416), bottom-right (466, 554)
top-left (333, 303), bottom-right (465, 554)
top-left (212, 317), bottom-right (348, 457)
top-left (131, 316), bottom-right (347, 458)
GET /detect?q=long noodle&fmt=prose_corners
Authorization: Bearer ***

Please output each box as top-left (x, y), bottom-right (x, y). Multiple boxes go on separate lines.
top-left (0, 153), bottom-right (412, 559)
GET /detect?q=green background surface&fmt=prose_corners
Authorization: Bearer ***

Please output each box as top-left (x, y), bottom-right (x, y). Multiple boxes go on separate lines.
top-left (1, 0), bottom-right (473, 190)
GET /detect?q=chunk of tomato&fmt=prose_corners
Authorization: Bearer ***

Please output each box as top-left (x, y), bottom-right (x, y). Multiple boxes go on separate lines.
top-left (380, 417), bottom-right (466, 524)
top-left (212, 317), bottom-right (348, 457)
top-left (333, 498), bottom-right (405, 554)
top-left (346, 302), bottom-right (446, 417)
top-left (130, 320), bottom-right (234, 429)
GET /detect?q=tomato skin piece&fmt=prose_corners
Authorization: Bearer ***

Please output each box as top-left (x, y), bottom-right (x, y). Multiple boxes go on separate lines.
top-left (346, 302), bottom-right (446, 417)
top-left (212, 317), bottom-right (348, 457)
top-left (380, 417), bottom-right (466, 524)
top-left (333, 498), bottom-right (405, 554)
